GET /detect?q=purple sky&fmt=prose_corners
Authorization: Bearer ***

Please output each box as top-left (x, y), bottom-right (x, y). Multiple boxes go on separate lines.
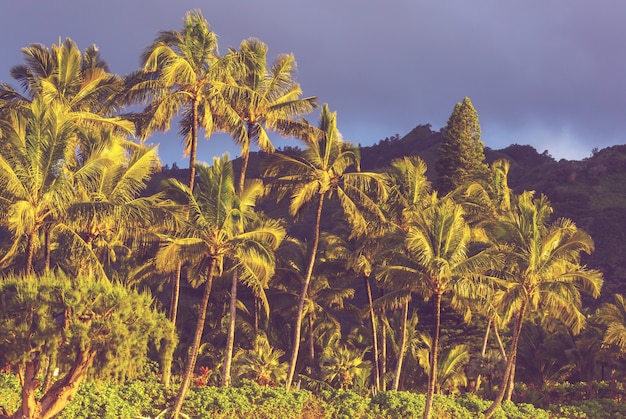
top-left (1, 1), bottom-right (624, 166)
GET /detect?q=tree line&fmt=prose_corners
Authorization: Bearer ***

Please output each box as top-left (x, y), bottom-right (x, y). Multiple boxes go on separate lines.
top-left (0, 9), bottom-right (624, 419)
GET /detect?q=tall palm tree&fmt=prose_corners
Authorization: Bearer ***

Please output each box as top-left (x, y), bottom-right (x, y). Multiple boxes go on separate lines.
top-left (155, 155), bottom-right (285, 417)
top-left (131, 9), bottom-right (231, 191)
top-left (374, 156), bottom-right (432, 391)
top-left (0, 99), bottom-right (78, 273)
top-left (221, 37), bottom-right (317, 193)
top-left (322, 227), bottom-right (387, 391)
top-left (218, 37), bottom-right (317, 386)
top-left (264, 104), bottom-right (387, 390)
top-left (403, 194), bottom-right (497, 419)
top-left (128, 12), bottom-right (237, 350)
top-left (483, 191), bottom-right (603, 418)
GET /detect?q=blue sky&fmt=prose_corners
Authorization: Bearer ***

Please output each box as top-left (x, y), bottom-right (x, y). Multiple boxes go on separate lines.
top-left (1, 1), bottom-right (623, 166)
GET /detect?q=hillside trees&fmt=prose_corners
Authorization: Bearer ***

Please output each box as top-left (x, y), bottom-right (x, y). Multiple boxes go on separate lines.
top-left (0, 12), bottom-right (617, 417)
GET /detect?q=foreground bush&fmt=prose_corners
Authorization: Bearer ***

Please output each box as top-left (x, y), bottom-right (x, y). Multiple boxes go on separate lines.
top-left (0, 374), bottom-right (580, 418)
top-left (0, 273), bottom-right (174, 419)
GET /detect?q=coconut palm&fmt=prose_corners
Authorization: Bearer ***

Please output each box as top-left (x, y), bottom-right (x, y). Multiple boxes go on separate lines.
top-left (322, 226), bottom-right (388, 391)
top-left (131, 9), bottom-right (233, 190)
top-left (374, 156), bottom-right (432, 391)
top-left (0, 39), bottom-right (134, 274)
top-left (483, 191), bottom-right (603, 418)
top-left (0, 38), bottom-right (127, 119)
top-left (379, 304), bottom-right (420, 390)
top-left (403, 194), bottom-right (497, 419)
top-left (219, 37), bottom-right (317, 386)
top-left (0, 99), bottom-right (77, 273)
top-left (155, 155), bottom-right (285, 417)
top-left (221, 37), bottom-right (317, 193)
top-left (264, 104), bottom-right (387, 390)
top-left (57, 138), bottom-right (168, 280)
top-left (127, 11), bottom-right (237, 348)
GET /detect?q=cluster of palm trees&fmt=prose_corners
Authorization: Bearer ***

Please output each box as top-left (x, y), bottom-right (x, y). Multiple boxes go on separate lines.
top-left (1, 9), bottom-right (625, 419)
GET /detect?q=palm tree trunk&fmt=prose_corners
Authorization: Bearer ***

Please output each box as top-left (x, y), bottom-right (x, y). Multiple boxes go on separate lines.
top-left (285, 193), bottom-right (325, 391)
top-left (505, 355), bottom-right (517, 401)
top-left (494, 321), bottom-right (507, 361)
top-left (424, 291), bottom-right (443, 419)
top-left (221, 270), bottom-right (238, 387)
top-left (222, 139), bottom-right (252, 387)
top-left (364, 274), bottom-right (381, 392)
top-left (392, 299), bottom-right (409, 390)
top-left (380, 288), bottom-right (387, 391)
top-left (171, 258), bottom-right (216, 417)
top-left (170, 267), bottom-right (181, 325)
top-left (188, 96), bottom-right (200, 191)
top-left (475, 318), bottom-right (492, 392)
top-left (484, 303), bottom-right (527, 419)
top-left (25, 231), bottom-right (36, 275)
top-left (307, 313), bottom-right (315, 374)
top-left (44, 227), bottom-right (51, 272)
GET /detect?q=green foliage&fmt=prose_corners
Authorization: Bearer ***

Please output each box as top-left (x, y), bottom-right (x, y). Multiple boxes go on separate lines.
top-left (0, 373), bottom-right (20, 414)
top-left (182, 380), bottom-right (311, 419)
top-left (0, 272), bottom-right (172, 380)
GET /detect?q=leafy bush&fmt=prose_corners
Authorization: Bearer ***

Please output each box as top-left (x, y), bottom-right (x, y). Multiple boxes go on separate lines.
top-left (548, 398), bottom-right (626, 419)
top-left (0, 373), bottom-right (20, 414)
top-left (182, 380), bottom-right (312, 419)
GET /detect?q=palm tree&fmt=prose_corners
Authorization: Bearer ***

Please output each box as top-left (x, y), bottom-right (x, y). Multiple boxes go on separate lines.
top-left (232, 334), bottom-right (288, 386)
top-left (218, 37), bottom-right (317, 386)
top-left (321, 227), bottom-right (388, 391)
top-left (417, 334), bottom-right (471, 395)
top-left (0, 99), bottom-right (77, 274)
top-left (404, 194), bottom-right (496, 419)
top-left (221, 37), bottom-right (317, 193)
top-left (0, 39), bottom-right (134, 274)
top-left (374, 156), bottom-right (431, 391)
top-left (57, 139), bottom-right (167, 280)
top-left (483, 191), bottom-right (603, 418)
top-left (131, 9), bottom-right (231, 190)
top-left (155, 155), bottom-right (285, 417)
top-left (264, 104), bottom-right (387, 390)
top-left (320, 342), bottom-right (371, 390)
top-left (1, 38), bottom-right (126, 119)
top-left (597, 294), bottom-right (626, 350)
top-left (128, 12), bottom-right (237, 351)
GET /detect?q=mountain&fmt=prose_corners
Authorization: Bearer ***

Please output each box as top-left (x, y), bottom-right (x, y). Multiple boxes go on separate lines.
top-left (359, 124), bottom-right (626, 303)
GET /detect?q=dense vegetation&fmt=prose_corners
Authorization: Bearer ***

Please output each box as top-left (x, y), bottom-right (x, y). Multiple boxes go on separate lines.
top-left (1, 9), bottom-right (625, 419)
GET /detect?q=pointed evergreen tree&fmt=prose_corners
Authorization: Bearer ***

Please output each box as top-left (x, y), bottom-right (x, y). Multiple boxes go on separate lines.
top-left (436, 97), bottom-right (489, 194)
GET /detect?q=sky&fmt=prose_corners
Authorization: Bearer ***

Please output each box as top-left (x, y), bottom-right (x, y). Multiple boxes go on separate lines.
top-left (1, 1), bottom-right (624, 166)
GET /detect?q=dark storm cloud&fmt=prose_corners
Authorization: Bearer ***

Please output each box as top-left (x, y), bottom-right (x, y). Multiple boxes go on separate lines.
top-left (1, 1), bottom-right (624, 163)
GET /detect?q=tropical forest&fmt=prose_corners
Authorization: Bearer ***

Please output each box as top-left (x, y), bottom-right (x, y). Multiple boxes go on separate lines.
top-left (3, 9), bottom-right (626, 419)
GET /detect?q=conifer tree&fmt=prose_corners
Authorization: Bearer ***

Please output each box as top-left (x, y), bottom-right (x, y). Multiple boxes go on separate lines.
top-left (436, 97), bottom-right (489, 194)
